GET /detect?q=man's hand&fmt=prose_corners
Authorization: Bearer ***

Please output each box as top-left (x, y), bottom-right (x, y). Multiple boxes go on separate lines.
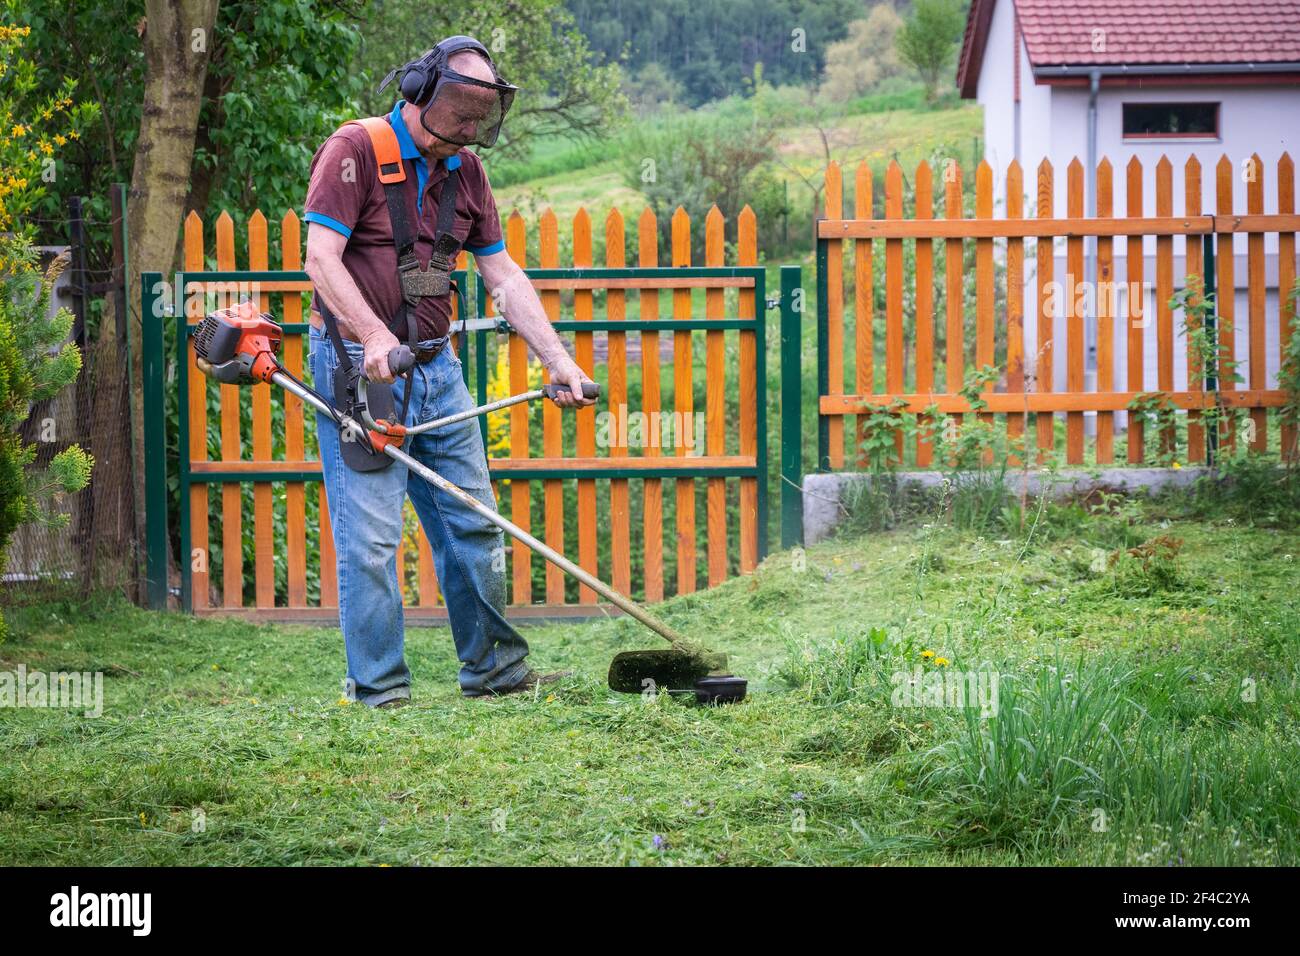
top-left (546, 354), bottom-right (596, 408)
top-left (361, 326), bottom-right (402, 384)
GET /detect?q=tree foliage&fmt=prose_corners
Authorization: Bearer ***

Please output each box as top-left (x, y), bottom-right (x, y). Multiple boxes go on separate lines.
top-left (0, 19), bottom-right (93, 641)
top-left (354, 0), bottom-right (627, 162)
top-left (568, 0), bottom-right (859, 107)
top-left (621, 99), bottom-right (783, 254)
top-left (896, 0), bottom-right (966, 102)
top-left (821, 3), bottom-right (907, 102)
top-left (12, 0), bottom-right (364, 261)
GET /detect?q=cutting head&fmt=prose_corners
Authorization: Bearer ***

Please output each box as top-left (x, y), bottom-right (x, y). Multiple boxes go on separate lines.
top-left (607, 649), bottom-right (729, 695)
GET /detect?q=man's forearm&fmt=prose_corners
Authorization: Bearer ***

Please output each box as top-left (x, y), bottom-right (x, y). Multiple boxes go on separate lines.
top-left (490, 267), bottom-right (571, 369)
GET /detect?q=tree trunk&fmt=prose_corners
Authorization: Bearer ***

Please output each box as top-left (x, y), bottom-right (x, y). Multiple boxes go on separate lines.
top-left (122, 0), bottom-right (221, 604)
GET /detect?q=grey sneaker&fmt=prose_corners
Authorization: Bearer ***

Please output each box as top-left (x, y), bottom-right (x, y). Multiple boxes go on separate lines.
top-left (463, 669), bottom-right (573, 699)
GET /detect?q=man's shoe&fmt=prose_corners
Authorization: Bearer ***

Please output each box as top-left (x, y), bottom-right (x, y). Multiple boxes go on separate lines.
top-left (463, 669), bottom-right (573, 699)
top-left (375, 697), bottom-right (409, 710)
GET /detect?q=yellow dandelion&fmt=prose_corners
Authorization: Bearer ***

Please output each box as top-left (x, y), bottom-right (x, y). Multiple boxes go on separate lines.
top-left (934, 657), bottom-right (950, 667)
top-left (1172, 461), bottom-right (1182, 470)
top-left (920, 650), bottom-right (935, 660)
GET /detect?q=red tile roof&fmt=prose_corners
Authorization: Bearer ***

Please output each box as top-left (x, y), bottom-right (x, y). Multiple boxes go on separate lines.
top-left (959, 0), bottom-right (1300, 97)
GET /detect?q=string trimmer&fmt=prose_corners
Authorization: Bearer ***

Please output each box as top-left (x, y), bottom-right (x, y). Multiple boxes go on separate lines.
top-left (192, 302), bottom-right (747, 704)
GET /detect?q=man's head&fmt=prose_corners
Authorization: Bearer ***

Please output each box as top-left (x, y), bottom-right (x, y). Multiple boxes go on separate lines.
top-left (386, 37), bottom-right (517, 159)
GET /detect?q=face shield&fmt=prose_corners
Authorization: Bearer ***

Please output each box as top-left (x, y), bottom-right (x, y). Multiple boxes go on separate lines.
top-left (418, 69), bottom-right (517, 149)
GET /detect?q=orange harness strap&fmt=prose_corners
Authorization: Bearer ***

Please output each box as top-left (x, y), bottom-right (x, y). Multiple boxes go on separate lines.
top-left (347, 116), bottom-right (406, 185)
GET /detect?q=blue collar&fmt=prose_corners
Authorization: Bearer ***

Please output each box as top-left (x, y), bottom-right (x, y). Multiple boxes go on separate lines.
top-left (388, 101), bottom-right (461, 171)
top-left (388, 100), bottom-right (421, 161)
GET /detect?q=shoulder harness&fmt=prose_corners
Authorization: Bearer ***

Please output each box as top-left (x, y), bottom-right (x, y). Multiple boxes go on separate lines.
top-left (316, 115), bottom-right (463, 471)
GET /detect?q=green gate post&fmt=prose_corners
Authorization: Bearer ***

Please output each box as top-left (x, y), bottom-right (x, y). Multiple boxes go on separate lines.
top-left (779, 264), bottom-right (803, 548)
top-left (141, 272), bottom-right (168, 610)
top-left (815, 233), bottom-right (830, 471)
top-left (1203, 233), bottom-right (1218, 466)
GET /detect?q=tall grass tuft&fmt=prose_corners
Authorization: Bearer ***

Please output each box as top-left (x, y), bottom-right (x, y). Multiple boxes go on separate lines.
top-left (917, 660), bottom-right (1136, 846)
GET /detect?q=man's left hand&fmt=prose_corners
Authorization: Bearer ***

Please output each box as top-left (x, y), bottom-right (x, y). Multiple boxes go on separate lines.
top-left (547, 355), bottom-right (596, 408)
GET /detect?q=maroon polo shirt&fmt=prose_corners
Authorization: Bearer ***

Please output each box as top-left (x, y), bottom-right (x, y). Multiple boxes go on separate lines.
top-left (303, 109), bottom-right (504, 341)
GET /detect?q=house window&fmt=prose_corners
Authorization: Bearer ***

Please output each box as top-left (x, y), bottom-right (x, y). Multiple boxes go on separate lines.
top-left (1122, 102), bottom-right (1220, 139)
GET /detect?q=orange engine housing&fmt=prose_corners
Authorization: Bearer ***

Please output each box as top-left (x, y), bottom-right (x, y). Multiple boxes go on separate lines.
top-left (193, 300), bottom-right (283, 384)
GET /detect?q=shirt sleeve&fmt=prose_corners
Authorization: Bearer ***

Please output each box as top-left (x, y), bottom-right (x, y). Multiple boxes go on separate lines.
top-left (463, 158), bottom-right (506, 256)
top-left (304, 132), bottom-right (368, 239)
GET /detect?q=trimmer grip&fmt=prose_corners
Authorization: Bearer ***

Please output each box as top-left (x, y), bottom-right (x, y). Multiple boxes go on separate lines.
top-left (388, 346), bottom-right (415, 375)
top-left (543, 381), bottom-right (600, 402)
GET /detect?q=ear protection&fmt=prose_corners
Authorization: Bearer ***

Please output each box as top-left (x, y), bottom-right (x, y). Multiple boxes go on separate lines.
top-left (380, 35), bottom-right (499, 106)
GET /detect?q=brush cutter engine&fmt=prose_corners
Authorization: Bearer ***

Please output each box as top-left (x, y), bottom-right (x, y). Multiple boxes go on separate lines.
top-left (193, 302), bottom-right (284, 385)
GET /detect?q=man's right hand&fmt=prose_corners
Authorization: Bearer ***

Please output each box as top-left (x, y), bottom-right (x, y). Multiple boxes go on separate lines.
top-left (361, 327), bottom-right (402, 384)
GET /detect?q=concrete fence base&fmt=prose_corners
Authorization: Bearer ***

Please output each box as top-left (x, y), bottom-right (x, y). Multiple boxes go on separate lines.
top-left (801, 467), bottom-right (1212, 545)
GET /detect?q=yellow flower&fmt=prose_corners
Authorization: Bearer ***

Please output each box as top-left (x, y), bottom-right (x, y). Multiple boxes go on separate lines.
top-left (1172, 461), bottom-right (1182, 470)
top-left (11, 124), bottom-right (25, 137)
top-left (934, 657), bottom-right (950, 667)
top-left (920, 650), bottom-right (935, 660)
top-left (68, 129), bottom-right (79, 140)
top-left (53, 134), bottom-right (66, 147)
top-left (39, 141), bottom-right (53, 156)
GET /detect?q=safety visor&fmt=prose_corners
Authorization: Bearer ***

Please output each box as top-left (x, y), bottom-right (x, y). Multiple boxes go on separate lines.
top-left (418, 69), bottom-right (517, 148)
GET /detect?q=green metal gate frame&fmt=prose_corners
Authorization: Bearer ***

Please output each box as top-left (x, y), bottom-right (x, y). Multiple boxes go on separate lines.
top-left (143, 264), bottom-right (803, 612)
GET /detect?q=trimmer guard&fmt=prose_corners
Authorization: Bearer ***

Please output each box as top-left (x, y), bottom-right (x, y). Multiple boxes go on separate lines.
top-left (333, 365), bottom-right (400, 472)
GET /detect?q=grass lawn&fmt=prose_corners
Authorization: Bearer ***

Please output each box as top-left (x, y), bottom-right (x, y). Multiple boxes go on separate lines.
top-left (2, 481), bottom-right (1298, 866)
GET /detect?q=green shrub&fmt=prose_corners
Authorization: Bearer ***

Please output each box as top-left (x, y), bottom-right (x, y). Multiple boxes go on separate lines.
top-left (0, 23), bottom-right (94, 641)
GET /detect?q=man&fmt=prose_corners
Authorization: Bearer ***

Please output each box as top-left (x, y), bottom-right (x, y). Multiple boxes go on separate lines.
top-left (303, 36), bottom-right (593, 707)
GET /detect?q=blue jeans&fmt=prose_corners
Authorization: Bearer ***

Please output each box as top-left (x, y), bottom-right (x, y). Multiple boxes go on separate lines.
top-left (309, 325), bottom-right (531, 704)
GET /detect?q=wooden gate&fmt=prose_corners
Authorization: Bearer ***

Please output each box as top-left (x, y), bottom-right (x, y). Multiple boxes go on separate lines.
top-left (142, 204), bottom-right (768, 620)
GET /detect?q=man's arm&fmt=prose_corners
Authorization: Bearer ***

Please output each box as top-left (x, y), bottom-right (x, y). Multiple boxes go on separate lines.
top-left (304, 222), bottom-right (402, 383)
top-left (474, 249), bottom-right (595, 407)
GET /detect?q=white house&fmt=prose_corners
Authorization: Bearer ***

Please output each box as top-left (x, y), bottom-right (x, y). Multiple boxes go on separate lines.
top-left (957, 0), bottom-right (1300, 407)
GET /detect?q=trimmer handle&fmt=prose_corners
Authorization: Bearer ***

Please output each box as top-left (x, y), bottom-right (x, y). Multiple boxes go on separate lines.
top-left (388, 346), bottom-right (416, 375)
top-left (543, 381), bottom-right (600, 402)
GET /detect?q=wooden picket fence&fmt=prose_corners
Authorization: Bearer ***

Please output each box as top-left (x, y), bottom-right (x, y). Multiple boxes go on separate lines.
top-left (817, 152), bottom-right (1299, 470)
top-left (174, 202), bottom-right (764, 620)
